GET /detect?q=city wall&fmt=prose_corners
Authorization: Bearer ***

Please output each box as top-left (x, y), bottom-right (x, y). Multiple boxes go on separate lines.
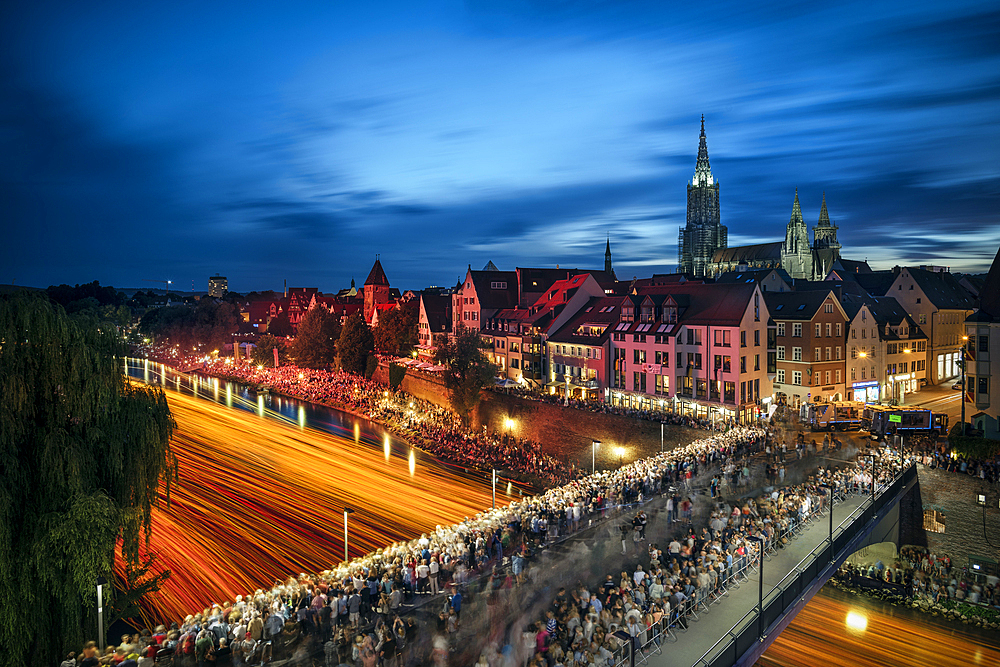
top-left (899, 466), bottom-right (1000, 566)
top-left (374, 362), bottom-right (700, 468)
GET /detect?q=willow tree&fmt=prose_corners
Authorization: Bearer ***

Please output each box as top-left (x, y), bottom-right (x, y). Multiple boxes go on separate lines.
top-left (0, 293), bottom-right (177, 666)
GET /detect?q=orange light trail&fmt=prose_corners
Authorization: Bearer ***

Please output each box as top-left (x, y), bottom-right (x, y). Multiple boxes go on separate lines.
top-left (756, 587), bottom-right (1000, 667)
top-left (117, 387), bottom-right (500, 625)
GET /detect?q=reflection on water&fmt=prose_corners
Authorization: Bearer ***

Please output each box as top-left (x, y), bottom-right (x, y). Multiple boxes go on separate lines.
top-left (121, 358), bottom-right (513, 625)
top-left (757, 585), bottom-right (1000, 667)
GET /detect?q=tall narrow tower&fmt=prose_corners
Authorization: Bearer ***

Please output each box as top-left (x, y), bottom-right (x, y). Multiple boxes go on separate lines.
top-left (678, 116), bottom-right (727, 277)
top-left (605, 235), bottom-right (616, 279)
top-left (780, 189), bottom-right (813, 280)
top-left (363, 256), bottom-right (391, 323)
top-left (812, 193), bottom-right (841, 252)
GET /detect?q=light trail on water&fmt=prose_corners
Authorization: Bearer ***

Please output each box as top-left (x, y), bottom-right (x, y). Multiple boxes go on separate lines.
top-left (116, 386), bottom-right (499, 626)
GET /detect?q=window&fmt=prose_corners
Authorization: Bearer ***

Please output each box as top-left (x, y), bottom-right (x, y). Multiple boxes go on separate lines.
top-left (815, 323), bottom-right (822, 337)
top-left (815, 347), bottom-right (821, 360)
top-left (777, 369), bottom-right (785, 383)
top-left (741, 331), bottom-right (747, 347)
top-left (634, 349), bottom-right (646, 364)
top-left (835, 369), bottom-right (841, 383)
top-left (918, 314), bottom-right (926, 325)
top-left (793, 370), bottom-right (802, 385)
top-left (850, 367), bottom-right (856, 380)
top-left (824, 303), bottom-right (834, 313)
top-left (754, 354), bottom-right (760, 371)
top-left (695, 353), bottom-right (702, 369)
top-left (511, 358), bottom-right (519, 369)
top-left (655, 374), bottom-right (668, 395)
top-left (980, 335), bottom-right (989, 353)
top-left (724, 381), bottom-right (736, 403)
top-left (677, 352), bottom-right (683, 368)
top-left (723, 356), bottom-right (731, 372)
top-left (861, 367), bottom-right (866, 380)
top-left (740, 382), bottom-right (746, 404)
top-left (714, 329), bottom-right (732, 346)
top-left (777, 322), bottom-right (785, 337)
top-left (825, 370), bottom-right (831, 384)
top-left (754, 293), bottom-right (760, 321)
top-left (633, 371), bottom-right (646, 393)
top-left (793, 347), bottom-right (802, 361)
top-left (490, 281), bottom-right (507, 289)
top-left (979, 377), bottom-right (989, 397)
top-left (777, 345), bottom-right (785, 360)
top-left (825, 323), bottom-right (832, 337)
top-left (754, 330), bottom-right (760, 346)
top-left (826, 347), bottom-right (832, 361)
top-left (836, 323), bottom-right (842, 337)
top-left (793, 323), bottom-right (802, 337)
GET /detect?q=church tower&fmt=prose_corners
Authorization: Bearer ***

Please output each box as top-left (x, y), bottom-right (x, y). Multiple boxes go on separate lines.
top-left (781, 189), bottom-right (813, 280)
top-left (363, 256), bottom-right (391, 323)
top-left (812, 193), bottom-right (841, 252)
top-left (605, 236), bottom-right (617, 279)
top-left (678, 116), bottom-right (727, 277)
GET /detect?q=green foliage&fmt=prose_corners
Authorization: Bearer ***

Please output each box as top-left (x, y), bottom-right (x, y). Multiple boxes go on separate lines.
top-left (0, 292), bottom-right (176, 666)
top-left (372, 300), bottom-right (418, 356)
top-left (388, 363), bottom-right (407, 391)
top-left (46, 281), bottom-right (126, 309)
top-left (288, 307), bottom-right (341, 369)
top-left (266, 310), bottom-right (294, 337)
top-left (138, 299), bottom-right (240, 352)
top-left (948, 422), bottom-right (1000, 458)
top-left (338, 312), bottom-right (374, 376)
top-left (251, 334), bottom-right (286, 367)
top-left (434, 327), bottom-right (497, 425)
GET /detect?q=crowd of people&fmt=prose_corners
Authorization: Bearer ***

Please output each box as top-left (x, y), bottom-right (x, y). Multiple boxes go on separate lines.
top-left (908, 435), bottom-right (1000, 483)
top-left (838, 546), bottom-right (1000, 610)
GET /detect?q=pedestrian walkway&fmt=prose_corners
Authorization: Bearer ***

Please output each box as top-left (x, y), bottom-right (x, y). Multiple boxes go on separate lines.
top-left (645, 493), bottom-right (868, 667)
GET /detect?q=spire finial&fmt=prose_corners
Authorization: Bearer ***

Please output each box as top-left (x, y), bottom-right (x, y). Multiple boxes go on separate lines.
top-left (700, 114), bottom-right (705, 134)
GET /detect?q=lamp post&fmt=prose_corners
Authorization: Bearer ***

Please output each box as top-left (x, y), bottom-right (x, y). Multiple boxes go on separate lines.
top-left (819, 483), bottom-right (834, 561)
top-left (96, 576), bottom-right (107, 650)
top-left (960, 335), bottom-right (969, 436)
top-left (592, 440), bottom-right (600, 475)
top-left (747, 535), bottom-right (765, 635)
top-left (343, 507), bottom-right (355, 562)
top-left (492, 469), bottom-right (497, 510)
top-left (660, 421), bottom-right (666, 454)
top-left (615, 446), bottom-right (625, 468)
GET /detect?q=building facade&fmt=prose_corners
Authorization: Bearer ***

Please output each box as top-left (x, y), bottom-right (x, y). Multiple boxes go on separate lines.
top-left (843, 296), bottom-right (928, 404)
top-left (208, 274), bottom-right (228, 298)
top-left (965, 247), bottom-right (1000, 438)
top-left (768, 290), bottom-right (849, 409)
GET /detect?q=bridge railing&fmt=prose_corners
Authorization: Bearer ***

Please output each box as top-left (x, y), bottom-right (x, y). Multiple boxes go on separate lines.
top-left (692, 464), bottom-right (916, 667)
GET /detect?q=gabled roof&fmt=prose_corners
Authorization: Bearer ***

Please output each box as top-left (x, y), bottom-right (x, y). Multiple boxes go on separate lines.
top-left (764, 290), bottom-right (844, 320)
top-left (834, 258), bottom-right (872, 274)
top-left (631, 283), bottom-right (758, 328)
top-left (547, 296), bottom-right (625, 345)
top-left (364, 259), bottom-right (390, 286)
top-left (905, 267), bottom-right (977, 310)
top-left (714, 268), bottom-right (793, 287)
top-left (468, 270), bottom-right (519, 310)
top-left (710, 242), bottom-right (783, 264)
top-left (419, 293), bottom-right (452, 333)
top-left (851, 271), bottom-right (897, 297)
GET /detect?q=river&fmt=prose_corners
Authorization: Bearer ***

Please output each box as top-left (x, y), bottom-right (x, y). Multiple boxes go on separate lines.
top-left (123, 358), bottom-right (509, 624)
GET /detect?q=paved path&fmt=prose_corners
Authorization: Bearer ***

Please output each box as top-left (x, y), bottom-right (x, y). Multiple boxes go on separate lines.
top-left (644, 493), bottom-right (868, 667)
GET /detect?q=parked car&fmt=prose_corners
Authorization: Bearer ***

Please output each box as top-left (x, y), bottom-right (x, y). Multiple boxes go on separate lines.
top-left (952, 382), bottom-right (963, 390)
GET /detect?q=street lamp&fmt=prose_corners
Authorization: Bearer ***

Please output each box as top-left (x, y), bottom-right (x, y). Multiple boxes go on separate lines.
top-left (819, 483), bottom-right (835, 561)
top-left (614, 446), bottom-right (626, 468)
top-left (96, 576), bottom-right (107, 650)
top-left (592, 440), bottom-right (601, 475)
top-left (343, 508), bottom-right (355, 562)
top-left (660, 420), bottom-right (667, 454)
top-left (960, 335), bottom-right (969, 436)
top-left (747, 535), bottom-right (765, 635)
top-left (492, 469), bottom-right (497, 510)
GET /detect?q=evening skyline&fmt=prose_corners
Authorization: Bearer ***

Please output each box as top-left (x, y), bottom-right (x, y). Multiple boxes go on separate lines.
top-left (2, 0), bottom-right (998, 293)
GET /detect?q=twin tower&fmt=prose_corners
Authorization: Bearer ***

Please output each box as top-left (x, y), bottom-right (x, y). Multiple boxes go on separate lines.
top-left (677, 117), bottom-right (842, 280)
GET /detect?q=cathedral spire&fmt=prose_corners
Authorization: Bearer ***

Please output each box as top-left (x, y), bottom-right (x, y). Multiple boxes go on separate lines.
top-left (817, 192), bottom-right (831, 227)
top-left (693, 114), bottom-right (714, 186)
top-left (605, 234), bottom-right (614, 276)
top-left (790, 188), bottom-right (803, 226)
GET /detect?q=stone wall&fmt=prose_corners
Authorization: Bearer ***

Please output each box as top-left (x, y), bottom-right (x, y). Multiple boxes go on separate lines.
top-left (374, 361), bottom-right (702, 470)
top-left (900, 465), bottom-right (1000, 565)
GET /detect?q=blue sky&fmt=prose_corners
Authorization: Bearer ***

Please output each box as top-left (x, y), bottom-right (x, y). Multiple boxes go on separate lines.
top-left (2, 0), bottom-right (998, 292)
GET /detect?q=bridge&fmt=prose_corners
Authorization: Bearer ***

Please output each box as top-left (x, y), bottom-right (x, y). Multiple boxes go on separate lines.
top-left (638, 463), bottom-right (918, 667)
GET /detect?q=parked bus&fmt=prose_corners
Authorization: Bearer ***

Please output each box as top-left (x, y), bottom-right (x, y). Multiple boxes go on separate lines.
top-left (808, 401), bottom-right (864, 431)
top-left (860, 405), bottom-right (949, 438)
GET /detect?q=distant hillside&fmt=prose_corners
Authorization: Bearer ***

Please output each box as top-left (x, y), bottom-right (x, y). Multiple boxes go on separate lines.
top-left (0, 284), bottom-right (44, 294)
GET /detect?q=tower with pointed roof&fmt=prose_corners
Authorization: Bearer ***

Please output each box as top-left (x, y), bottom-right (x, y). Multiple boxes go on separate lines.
top-left (812, 193), bottom-right (841, 253)
top-left (780, 189), bottom-right (814, 280)
top-left (605, 236), bottom-right (615, 278)
top-left (363, 256), bottom-right (391, 322)
top-left (678, 116), bottom-right (727, 277)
